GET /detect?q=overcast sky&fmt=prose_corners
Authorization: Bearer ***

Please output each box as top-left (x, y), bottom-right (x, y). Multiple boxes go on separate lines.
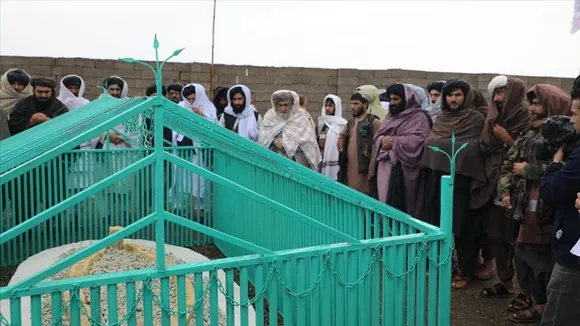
top-left (1, 0), bottom-right (579, 78)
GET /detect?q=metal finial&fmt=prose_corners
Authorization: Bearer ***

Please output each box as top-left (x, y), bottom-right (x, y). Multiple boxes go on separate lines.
top-left (428, 132), bottom-right (468, 184)
top-left (118, 34), bottom-right (185, 99)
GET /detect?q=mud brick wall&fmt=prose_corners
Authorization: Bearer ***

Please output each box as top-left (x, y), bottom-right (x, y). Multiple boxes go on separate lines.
top-left (0, 56), bottom-right (576, 119)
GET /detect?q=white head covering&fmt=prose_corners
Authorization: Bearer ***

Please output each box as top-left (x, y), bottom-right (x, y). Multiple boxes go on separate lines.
top-left (318, 94), bottom-right (347, 180)
top-left (58, 74), bottom-right (90, 110)
top-left (224, 84), bottom-right (258, 142)
top-left (488, 75), bottom-right (508, 94)
top-left (101, 75), bottom-right (129, 99)
top-left (174, 83), bottom-right (218, 142)
top-left (179, 83), bottom-right (217, 122)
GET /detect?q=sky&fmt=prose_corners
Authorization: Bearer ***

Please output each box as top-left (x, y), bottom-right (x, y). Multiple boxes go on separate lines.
top-left (1, 0), bottom-right (579, 78)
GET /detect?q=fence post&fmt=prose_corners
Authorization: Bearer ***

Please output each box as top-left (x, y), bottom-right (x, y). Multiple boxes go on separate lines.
top-left (438, 175), bottom-right (453, 326)
top-left (428, 133), bottom-right (467, 325)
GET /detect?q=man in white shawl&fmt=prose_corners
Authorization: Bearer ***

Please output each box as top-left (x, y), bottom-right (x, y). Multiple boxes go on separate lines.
top-left (258, 90), bottom-right (321, 170)
top-left (58, 75), bottom-right (96, 198)
top-left (218, 84), bottom-right (262, 142)
top-left (0, 68), bottom-right (32, 116)
top-left (169, 83), bottom-right (217, 213)
top-left (317, 94), bottom-right (347, 180)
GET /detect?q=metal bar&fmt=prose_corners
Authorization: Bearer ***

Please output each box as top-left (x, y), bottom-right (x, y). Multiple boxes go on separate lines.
top-left (209, 0), bottom-right (217, 99)
top-left (163, 152), bottom-right (360, 244)
top-left (0, 154), bottom-right (155, 244)
top-left (154, 98), bottom-right (166, 272)
top-left (166, 212), bottom-right (275, 255)
top-left (4, 214), bottom-right (155, 292)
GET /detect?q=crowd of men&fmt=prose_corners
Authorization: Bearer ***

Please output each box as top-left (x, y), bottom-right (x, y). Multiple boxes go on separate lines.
top-left (1, 67), bottom-right (580, 325)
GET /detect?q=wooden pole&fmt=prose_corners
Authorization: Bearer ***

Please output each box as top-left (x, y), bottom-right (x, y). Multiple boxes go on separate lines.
top-left (210, 0), bottom-right (217, 99)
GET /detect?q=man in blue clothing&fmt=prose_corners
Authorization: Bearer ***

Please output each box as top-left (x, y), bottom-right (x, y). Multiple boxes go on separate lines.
top-left (539, 75), bottom-right (580, 325)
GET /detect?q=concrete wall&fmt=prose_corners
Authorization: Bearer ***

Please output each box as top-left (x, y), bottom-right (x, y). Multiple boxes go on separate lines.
top-left (1, 56), bottom-right (576, 119)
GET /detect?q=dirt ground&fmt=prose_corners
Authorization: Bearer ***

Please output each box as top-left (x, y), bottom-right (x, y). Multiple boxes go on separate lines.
top-left (0, 245), bottom-right (537, 326)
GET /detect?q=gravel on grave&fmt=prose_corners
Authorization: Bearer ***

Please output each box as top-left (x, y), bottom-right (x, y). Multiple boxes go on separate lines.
top-left (39, 245), bottom-right (227, 326)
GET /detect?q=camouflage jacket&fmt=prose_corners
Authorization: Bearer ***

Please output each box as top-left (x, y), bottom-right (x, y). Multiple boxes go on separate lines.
top-left (496, 127), bottom-right (549, 200)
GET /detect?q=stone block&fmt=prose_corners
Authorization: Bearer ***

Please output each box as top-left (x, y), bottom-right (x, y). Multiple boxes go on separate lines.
top-left (75, 58), bottom-right (96, 68)
top-left (114, 61), bottom-right (134, 69)
top-left (337, 76), bottom-right (358, 86)
top-left (200, 64), bottom-right (211, 73)
top-left (265, 67), bottom-right (282, 76)
top-left (28, 65), bottom-right (53, 77)
top-left (82, 67), bottom-right (102, 77)
top-left (358, 70), bottom-right (374, 78)
top-left (338, 69), bottom-right (358, 77)
top-left (190, 72), bottom-right (211, 83)
top-left (291, 75), bottom-right (311, 84)
top-left (407, 70), bottom-right (427, 79)
top-left (55, 58), bottom-right (76, 67)
top-left (274, 75), bottom-right (293, 84)
top-left (327, 76), bottom-right (338, 86)
top-left (247, 66), bottom-right (266, 76)
top-left (94, 60), bottom-right (115, 69)
top-left (426, 71), bottom-right (445, 81)
top-left (190, 63), bottom-right (203, 73)
top-left (310, 75), bottom-right (327, 85)
top-left (389, 69), bottom-right (408, 78)
top-left (374, 70), bottom-right (390, 78)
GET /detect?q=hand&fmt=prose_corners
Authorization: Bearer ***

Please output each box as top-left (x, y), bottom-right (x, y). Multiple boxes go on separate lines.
top-left (492, 124), bottom-right (511, 143)
top-left (30, 112), bottom-right (50, 125)
top-left (318, 138), bottom-right (326, 149)
top-left (502, 196), bottom-right (512, 210)
top-left (109, 131), bottom-right (124, 144)
top-left (274, 138), bottom-right (284, 152)
top-left (192, 107), bottom-right (204, 116)
top-left (512, 162), bottom-right (528, 177)
top-left (575, 192), bottom-right (580, 214)
top-left (552, 145), bottom-right (565, 162)
top-left (381, 136), bottom-right (393, 150)
top-left (337, 139), bottom-right (343, 152)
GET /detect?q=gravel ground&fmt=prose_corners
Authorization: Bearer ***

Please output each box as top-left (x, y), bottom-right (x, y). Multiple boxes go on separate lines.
top-left (1, 245), bottom-right (537, 326)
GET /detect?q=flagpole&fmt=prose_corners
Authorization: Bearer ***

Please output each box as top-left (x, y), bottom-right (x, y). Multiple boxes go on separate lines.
top-left (210, 0), bottom-right (217, 99)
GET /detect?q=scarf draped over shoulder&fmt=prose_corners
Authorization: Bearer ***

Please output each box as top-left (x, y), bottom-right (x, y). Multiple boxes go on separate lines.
top-left (0, 68), bottom-right (33, 115)
top-left (224, 84), bottom-right (259, 142)
top-left (356, 85), bottom-right (388, 120)
top-left (318, 94), bottom-right (347, 179)
top-left (421, 83), bottom-right (487, 183)
top-left (58, 74), bottom-right (90, 110)
top-left (259, 90), bottom-right (322, 169)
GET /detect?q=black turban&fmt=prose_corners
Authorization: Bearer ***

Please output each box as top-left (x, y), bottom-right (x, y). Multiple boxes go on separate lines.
top-left (386, 83), bottom-right (407, 115)
top-left (146, 84), bottom-right (167, 97)
top-left (167, 83), bottom-right (183, 93)
top-left (7, 69), bottom-right (30, 86)
top-left (30, 78), bottom-right (57, 90)
top-left (182, 85), bottom-right (196, 98)
top-left (104, 77), bottom-right (124, 89)
top-left (62, 76), bottom-right (82, 88)
top-left (427, 80), bottom-right (446, 93)
top-left (441, 79), bottom-right (471, 111)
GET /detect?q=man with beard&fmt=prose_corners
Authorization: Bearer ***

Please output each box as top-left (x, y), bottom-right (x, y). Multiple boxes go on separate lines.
top-left (9, 78), bottom-right (68, 134)
top-left (337, 90), bottom-right (381, 196)
top-left (167, 83), bottom-right (183, 103)
top-left (373, 83), bottom-right (430, 217)
top-left (477, 76), bottom-right (531, 299)
top-left (318, 94), bottom-right (347, 180)
top-left (58, 75), bottom-right (90, 110)
top-left (258, 90), bottom-right (321, 170)
top-left (1, 68), bottom-right (33, 116)
top-left (7, 78), bottom-right (73, 227)
top-left (420, 79), bottom-right (487, 289)
top-left (496, 84), bottom-right (571, 323)
top-left (425, 80), bottom-right (446, 122)
top-left (99, 76), bottom-right (129, 147)
top-left (219, 84), bottom-right (262, 142)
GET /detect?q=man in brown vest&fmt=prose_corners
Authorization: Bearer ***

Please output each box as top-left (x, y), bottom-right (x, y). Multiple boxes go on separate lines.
top-left (337, 90), bottom-right (381, 196)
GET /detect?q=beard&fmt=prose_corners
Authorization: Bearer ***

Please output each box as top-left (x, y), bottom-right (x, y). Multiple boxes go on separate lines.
top-left (278, 112), bottom-right (290, 120)
top-left (233, 104), bottom-right (245, 114)
top-left (494, 101), bottom-right (504, 112)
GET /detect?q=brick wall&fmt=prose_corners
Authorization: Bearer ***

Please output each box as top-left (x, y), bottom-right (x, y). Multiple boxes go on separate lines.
top-left (1, 56), bottom-right (576, 119)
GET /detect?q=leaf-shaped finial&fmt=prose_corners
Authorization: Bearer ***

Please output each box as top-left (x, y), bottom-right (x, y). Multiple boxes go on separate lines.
top-left (428, 146), bottom-right (443, 153)
top-left (457, 142), bottom-right (468, 152)
top-left (173, 48), bottom-right (185, 56)
top-left (451, 132), bottom-right (456, 145)
top-left (153, 34), bottom-right (159, 49)
top-left (120, 57), bottom-right (135, 63)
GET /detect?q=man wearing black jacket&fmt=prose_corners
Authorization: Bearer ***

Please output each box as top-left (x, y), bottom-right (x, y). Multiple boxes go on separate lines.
top-left (539, 75), bottom-right (580, 325)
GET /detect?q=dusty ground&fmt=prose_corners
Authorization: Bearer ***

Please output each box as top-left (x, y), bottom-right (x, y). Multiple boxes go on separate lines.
top-left (0, 245), bottom-right (537, 326)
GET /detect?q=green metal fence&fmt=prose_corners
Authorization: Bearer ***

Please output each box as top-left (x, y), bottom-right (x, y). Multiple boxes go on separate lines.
top-left (0, 38), bottom-right (454, 325)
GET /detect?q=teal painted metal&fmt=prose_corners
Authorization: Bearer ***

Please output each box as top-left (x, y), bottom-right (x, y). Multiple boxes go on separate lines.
top-left (0, 35), bottom-right (457, 325)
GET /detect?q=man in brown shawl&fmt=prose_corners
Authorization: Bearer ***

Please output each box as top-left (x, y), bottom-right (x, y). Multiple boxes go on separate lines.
top-left (373, 83), bottom-right (431, 217)
top-left (337, 90), bottom-right (381, 196)
top-left (421, 79), bottom-right (487, 289)
top-left (477, 76), bottom-right (531, 298)
top-left (0, 68), bottom-right (32, 116)
top-left (494, 84), bottom-right (571, 323)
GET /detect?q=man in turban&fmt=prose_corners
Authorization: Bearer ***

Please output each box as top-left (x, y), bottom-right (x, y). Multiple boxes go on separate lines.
top-left (0, 68), bottom-right (33, 115)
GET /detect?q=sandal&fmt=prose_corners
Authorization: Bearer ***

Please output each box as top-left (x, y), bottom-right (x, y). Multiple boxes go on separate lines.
top-left (475, 263), bottom-right (495, 280)
top-left (480, 283), bottom-right (514, 298)
top-left (508, 307), bottom-right (543, 323)
top-left (508, 293), bottom-right (534, 312)
top-left (451, 276), bottom-right (469, 290)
